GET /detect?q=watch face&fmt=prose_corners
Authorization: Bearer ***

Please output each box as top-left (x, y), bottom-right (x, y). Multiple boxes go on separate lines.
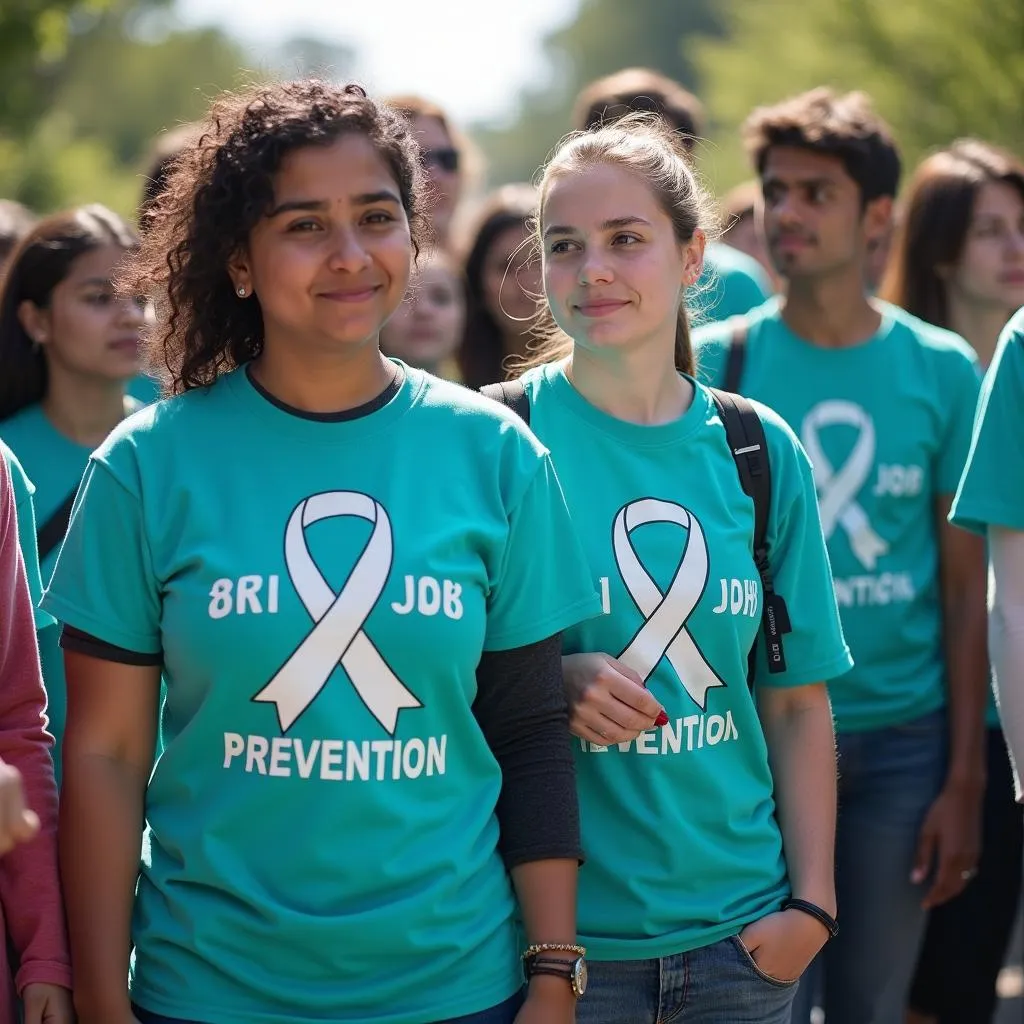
top-left (572, 957), bottom-right (588, 998)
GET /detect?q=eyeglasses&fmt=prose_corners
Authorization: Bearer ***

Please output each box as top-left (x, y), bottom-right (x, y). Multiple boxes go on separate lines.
top-left (422, 148), bottom-right (460, 173)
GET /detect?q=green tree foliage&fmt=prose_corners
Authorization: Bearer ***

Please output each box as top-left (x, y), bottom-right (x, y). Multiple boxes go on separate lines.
top-left (473, 0), bottom-right (725, 187)
top-left (0, 0), bottom-right (114, 135)
top-left (0, 1), bottom-right (249, 216)
top-left (689, 0), bottom-right (1024, 191)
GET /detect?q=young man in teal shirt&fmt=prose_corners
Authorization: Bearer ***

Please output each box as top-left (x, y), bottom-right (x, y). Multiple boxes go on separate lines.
top-left (693, 89), bottom-right (988, 1024)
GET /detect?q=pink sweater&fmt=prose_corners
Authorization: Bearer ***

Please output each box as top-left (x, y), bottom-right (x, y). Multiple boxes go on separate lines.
top-left (0, 457), bottom-right (71, 1020)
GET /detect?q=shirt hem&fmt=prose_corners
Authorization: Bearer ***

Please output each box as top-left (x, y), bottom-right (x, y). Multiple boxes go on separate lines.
top-left (581, 895), bottom-right (787, 962)
top-left (131, 972), bottom-right (522, 1024)
top-left (951, 501), bottom-right (1024, 533)
top-left (760, 650), bottom-right (854, 689)
top-left (833, 695), bottom-right (947, 734)
top-left (37, 595), bottom-right (160, 657)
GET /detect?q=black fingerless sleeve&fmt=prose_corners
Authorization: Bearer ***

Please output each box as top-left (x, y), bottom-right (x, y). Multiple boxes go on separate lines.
top-left (472, 633), bottom-right (583, 869)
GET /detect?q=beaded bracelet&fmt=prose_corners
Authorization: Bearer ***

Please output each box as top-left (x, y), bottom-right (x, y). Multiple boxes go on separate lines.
top-left (521, 942), bottom-right (587, 962)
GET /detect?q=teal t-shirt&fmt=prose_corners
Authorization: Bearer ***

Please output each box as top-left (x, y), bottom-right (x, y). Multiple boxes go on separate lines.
top-left (42, 363), bottom-right (600, 1024)
top-left (952, 308), bottom-right (1024, 536)
top-left (0, 403), bottom-right (94, 583)
top-left (694, 242), bottom-right (773, 325)
top-left (519, 363), bottom-right (851, 960)
top-left (1, 439), bottom-right (54, 631)
top-left (2, 403), bottom-right (97, 777)
top-left (128, 374), bottom-right (162, 405)
top-left (951, 309), bottom-right (1024, 726)
top-left (2, 398), bottom-right (146, 778)
top-left (695, 301), bottom-right (981, 733)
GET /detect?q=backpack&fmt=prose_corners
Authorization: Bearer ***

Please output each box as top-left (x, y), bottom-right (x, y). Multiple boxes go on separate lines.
top-left (480, 375), bottom-right (791, 686)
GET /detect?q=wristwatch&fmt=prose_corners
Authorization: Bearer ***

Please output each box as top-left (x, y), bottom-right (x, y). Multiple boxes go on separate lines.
top-left (523, 954), bottom-right (588, 999)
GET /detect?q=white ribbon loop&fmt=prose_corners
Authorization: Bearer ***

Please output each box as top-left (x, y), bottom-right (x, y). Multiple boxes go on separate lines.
top-left (802, 401), bottom-right (889, 571)
top-left (252, 491), bottom-right (421, 734)
top-left (614, 498), bottom-right (725, 710)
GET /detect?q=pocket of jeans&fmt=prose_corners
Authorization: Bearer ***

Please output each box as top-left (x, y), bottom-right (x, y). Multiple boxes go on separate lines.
top-left (729, 935), bottom-right (800, 988)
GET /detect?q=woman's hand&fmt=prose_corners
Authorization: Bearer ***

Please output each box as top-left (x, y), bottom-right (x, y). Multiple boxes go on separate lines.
top-left (514, 975), bottom-right (577, 1023)
top-left (22, 984), bottom-right (75, 1024)
top-left (737, 909), bottom-right (828, 984)
top-left (562, 653), bottom-right (664, 744)
top-left (0, 758), bottom-right (39, 855)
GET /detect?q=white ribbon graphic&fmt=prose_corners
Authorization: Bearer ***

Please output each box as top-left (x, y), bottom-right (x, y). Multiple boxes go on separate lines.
top-left (614, 498), bottom-right (725, 710)
top-left (802, 401), bottom-right (889, 571)
top-left (252, 491), bottom-right (421, 734)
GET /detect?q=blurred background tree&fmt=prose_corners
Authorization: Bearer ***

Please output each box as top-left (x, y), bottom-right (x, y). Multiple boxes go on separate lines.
top-left (688, 0), bottom-right (1024, 192)
top-left (1, 0), bottom-right (1022, 214)
top-left (472, 0), bottom-right (725, 187)
top-left (0, 0), bottom-right (248, 213)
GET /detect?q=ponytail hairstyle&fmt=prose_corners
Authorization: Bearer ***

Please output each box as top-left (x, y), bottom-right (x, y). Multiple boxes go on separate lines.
top-left (520, 113), bottom-right (717, 377)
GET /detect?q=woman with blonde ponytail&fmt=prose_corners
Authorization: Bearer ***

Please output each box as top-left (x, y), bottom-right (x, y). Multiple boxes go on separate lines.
top-left (489, 117), bottom-right (850, 1022)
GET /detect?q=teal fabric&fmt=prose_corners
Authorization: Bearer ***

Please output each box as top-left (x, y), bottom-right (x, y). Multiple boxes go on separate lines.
top-left (693, 242), bottom-right (773, 325)
top-left (951, 308), bottom-right (1024, 535)
top-left (520, 363), bottom-right (850, 960)
top-left (43, 364), bottom-right (600, 1023)
top-left (951, 309), bottom-right (1024, 728)
top-left (1, 438), bottom-right (62, 775)
top-left (695, 301), bottom-right (981, 733)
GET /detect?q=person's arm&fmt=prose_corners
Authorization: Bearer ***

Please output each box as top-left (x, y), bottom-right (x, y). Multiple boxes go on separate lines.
top-left (0, 457), bottom-right (73, 1023)
top-left (473, 636), bottom-right (580, 1023)
top-left (60, 651), bottom-right (159, 1024)
top-left (736, 683), bottom-right (836, 982)
top-left (759, 683), bottom-right (836, 914)
top-left (909, 498), bottom-right (987, 909)
top-left (989, 526), bottom-right (1024, 802)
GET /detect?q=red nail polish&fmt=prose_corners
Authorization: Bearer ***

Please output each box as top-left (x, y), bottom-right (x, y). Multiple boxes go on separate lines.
top-left (655, 711), bottom-right (669, 727)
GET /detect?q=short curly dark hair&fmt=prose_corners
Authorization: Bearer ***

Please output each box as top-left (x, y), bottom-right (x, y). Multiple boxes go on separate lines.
top-left (743, 88), bottom-right (900, 205)
top-left (121, 79), bottom-right (429, 393)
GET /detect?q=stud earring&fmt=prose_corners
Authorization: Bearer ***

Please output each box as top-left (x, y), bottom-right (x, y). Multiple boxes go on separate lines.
top-left (237, 286), bottom-right (247, 297)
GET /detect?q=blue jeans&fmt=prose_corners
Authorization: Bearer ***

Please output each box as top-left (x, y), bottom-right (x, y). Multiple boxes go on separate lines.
top-left (576, 936), bottom-right (797, 1023)
top-left (132, 991), bottom-right (524, 1024)
top-left (791, 709), bottom-right (947, 1024)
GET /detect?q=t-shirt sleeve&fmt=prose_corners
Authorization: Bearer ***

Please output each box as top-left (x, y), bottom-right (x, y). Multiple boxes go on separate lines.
top-left (484, 452), bottom-right (601, 651)
top-left (936, 347), bottom-right (982, 496)
top-left (41, 458), bottom-right (161, 656)
top-left (2, 447), bottom-right (54, 632)
top-left (753, 409), bottom-right (853, 688)
top-left (696, 249), bottom-right (771, 324)
top-left (691, 323), bottom-right (732, 388)
top-left (951, 320), bottom-right (1024, 534)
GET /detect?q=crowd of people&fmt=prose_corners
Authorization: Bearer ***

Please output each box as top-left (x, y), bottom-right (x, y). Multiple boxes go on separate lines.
top-left (0, 60), bottom-right (1021, 1024)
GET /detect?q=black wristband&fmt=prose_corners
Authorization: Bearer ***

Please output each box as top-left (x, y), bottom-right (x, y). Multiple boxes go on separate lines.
top-left (783, 898), bottom-right (838, 938)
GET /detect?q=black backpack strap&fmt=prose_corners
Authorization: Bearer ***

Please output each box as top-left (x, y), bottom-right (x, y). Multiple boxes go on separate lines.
top-left (722, 320), bottom-right (749, 393)
top-left (36, 486), bottom-right (79, 563)
top-left (708, 387), bottom-right (792, 687)
top-left (480, 379), bottom-right (530, 426)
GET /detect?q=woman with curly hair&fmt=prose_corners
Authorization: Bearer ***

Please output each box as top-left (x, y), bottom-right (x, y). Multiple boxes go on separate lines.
top-left (43, 80), bottom-right (600, 1024)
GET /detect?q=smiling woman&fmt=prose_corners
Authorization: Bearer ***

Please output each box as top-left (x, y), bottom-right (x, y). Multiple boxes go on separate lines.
top-left (483, 115), bottom-right (849, 1024)
top-left (43, 79), bottom-right (599, 1024)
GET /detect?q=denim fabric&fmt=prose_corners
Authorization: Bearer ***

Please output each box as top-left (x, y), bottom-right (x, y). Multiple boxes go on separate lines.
top-left (575, 936), bottom-right (796, 1023)
top-left (791, 709), bottom-right (948, 1024)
